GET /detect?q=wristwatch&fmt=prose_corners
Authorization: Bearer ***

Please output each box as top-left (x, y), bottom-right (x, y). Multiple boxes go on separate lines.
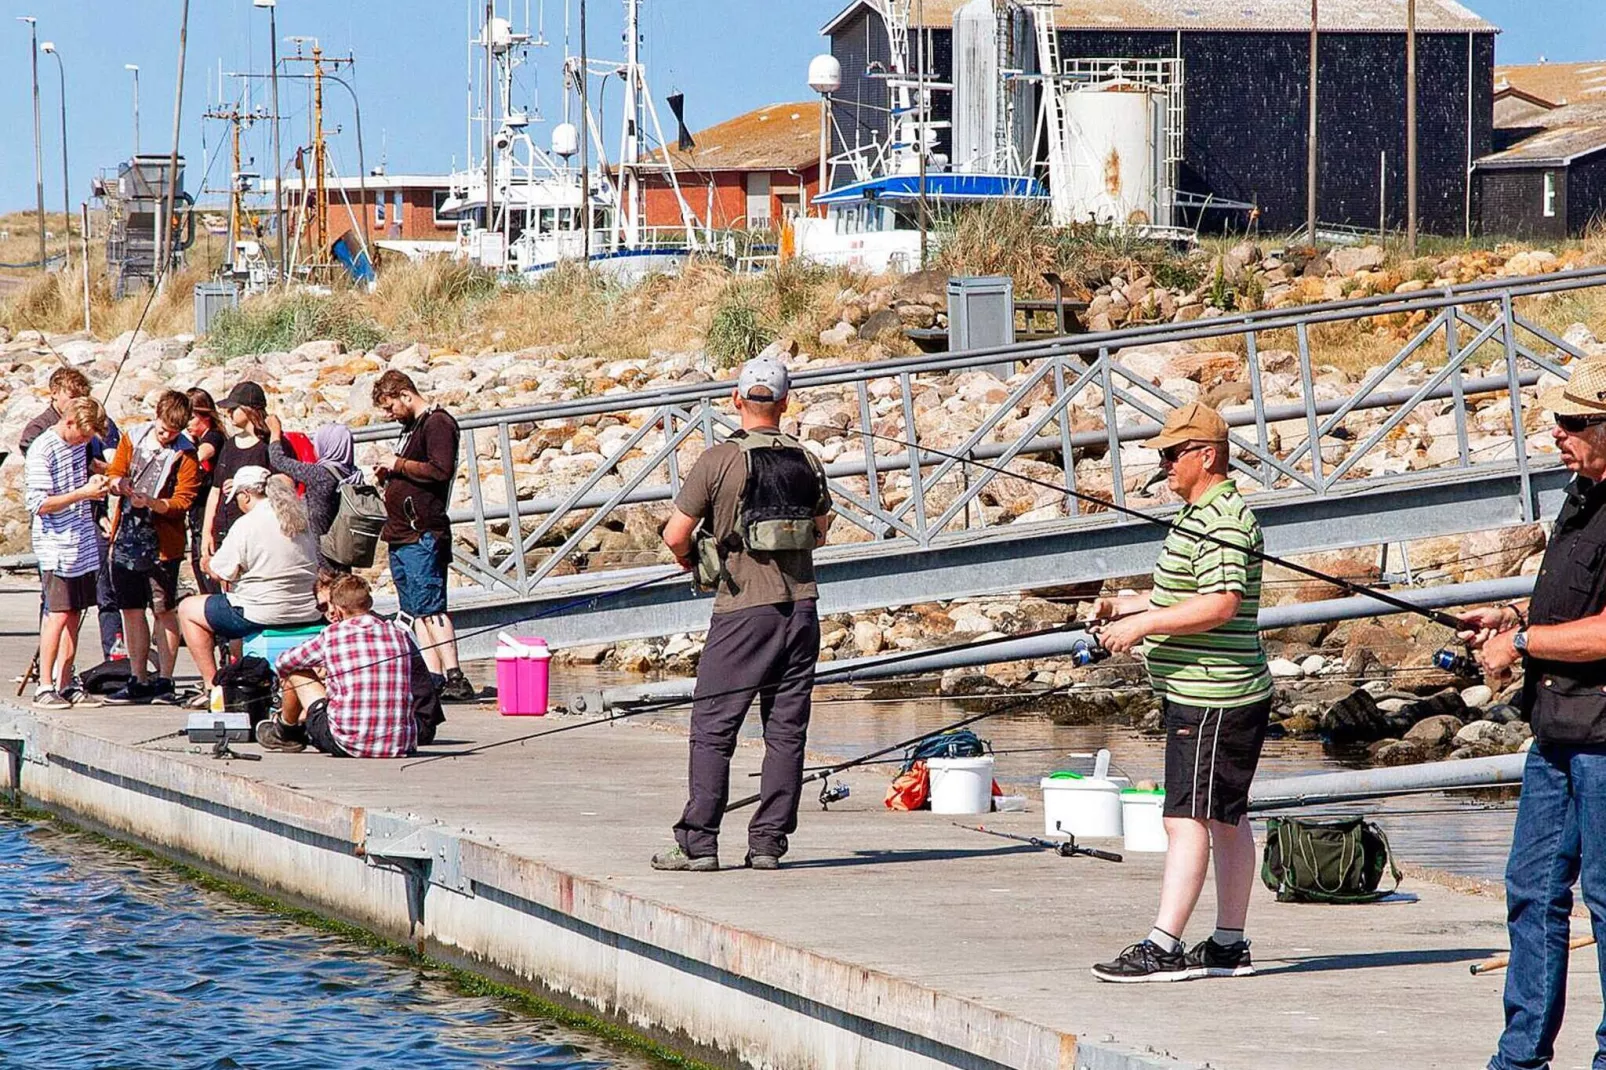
top-left (1513, 630), bottom-right (1530, 657)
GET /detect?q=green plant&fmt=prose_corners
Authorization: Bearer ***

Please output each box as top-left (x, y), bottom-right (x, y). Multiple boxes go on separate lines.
top-left (1150, 259), bottom-right (1203, 293)
top-left (206, 290), bottom-right (385, 356)
top-left (1207, 260), bottom-right (1235, 311)
top-left (705, 287), bottom-right (774, 367)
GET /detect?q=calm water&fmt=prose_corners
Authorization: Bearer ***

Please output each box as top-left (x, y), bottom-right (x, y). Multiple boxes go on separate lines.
top-left (0, 816), bottom-right (658, 1070)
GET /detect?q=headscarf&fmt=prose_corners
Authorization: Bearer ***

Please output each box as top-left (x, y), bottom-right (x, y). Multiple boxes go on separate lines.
top-left (311, 423), bottom-right (359, 484)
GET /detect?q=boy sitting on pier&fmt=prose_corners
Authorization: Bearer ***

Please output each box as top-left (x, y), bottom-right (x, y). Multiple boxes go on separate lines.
top-left (256, 574), bottom-right (440, 757)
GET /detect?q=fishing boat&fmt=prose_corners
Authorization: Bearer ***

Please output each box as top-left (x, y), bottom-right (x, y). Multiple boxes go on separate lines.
top-left (438, 0), bottom-right (704, 282)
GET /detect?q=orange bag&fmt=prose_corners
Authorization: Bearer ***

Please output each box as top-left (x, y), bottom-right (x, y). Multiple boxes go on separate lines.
top-left (884, 760), bottom-right (930, 811)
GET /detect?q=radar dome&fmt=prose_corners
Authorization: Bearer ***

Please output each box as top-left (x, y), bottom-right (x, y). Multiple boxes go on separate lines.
top-left (551, 122), bottom-right (580, 158)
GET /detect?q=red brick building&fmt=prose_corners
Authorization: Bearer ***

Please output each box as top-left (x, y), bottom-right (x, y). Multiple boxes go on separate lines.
top-left (639, 101), bottom-right (825, 231)
top-left (262, 173), bottom-right (458, 247)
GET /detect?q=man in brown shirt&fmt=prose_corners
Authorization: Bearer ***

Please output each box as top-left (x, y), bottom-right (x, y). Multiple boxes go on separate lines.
top-left (653, 358), bottom-right (832, 872)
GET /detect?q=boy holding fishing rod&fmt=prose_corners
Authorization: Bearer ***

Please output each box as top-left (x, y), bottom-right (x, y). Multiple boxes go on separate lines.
top-left (1459, 357), bottom-right (1606, 1070)
top-left (1087, 402), bottom-right (1272, 983)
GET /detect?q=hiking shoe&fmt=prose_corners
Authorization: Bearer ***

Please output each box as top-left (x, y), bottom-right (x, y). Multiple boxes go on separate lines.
top-left (32, 689), bottom-right (72, 711)
top-left (439, 669), bottom-right (477, 703)
top-left (63, 687), bottom-right (104, 708)
top-left (149, 679), bottom-right (181, 706)
top-left (1092, 940), bottom-right (1192, 983)
top-left (104, 678), bottom-right (158, 706)
top-left (745, 852), bottom-right (781, 871)
top-left (650, 846), bottom-right (718, 872)
top-left (255, 719), bottom-right (307, 753)
top-left (183, 690), bottom-right (212, 710)
top-left (1185, 938), bottom-right (1254, 979)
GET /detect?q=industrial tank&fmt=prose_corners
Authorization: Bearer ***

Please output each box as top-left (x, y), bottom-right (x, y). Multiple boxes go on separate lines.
top-left (1062, 84), bottom-right (1168, 226)
top-left (952, 0), bottom-right (1034, 175)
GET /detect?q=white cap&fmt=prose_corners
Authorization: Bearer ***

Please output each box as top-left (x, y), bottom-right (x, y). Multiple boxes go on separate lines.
top-left (737, 357), bottom-right (790, 401)
top-left (228, 465), bottom-right (270, 501)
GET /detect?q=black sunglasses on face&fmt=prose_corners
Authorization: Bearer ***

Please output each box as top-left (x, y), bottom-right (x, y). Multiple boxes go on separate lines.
top-left (1159, 443), bottom-right (1210, 464)
top-left (1556, 414), bottom-right (1606, 434)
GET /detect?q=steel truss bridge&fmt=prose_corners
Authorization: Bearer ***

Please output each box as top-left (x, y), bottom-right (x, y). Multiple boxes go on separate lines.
top-left (353, 267), bottom-right (1606, 657)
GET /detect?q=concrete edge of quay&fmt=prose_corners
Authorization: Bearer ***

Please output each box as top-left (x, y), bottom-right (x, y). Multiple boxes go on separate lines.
top-left (0, 708), bottom-right (1202, 1070)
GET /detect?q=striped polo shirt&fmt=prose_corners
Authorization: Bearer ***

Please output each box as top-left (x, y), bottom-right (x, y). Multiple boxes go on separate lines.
top-left (25, 428), bottom-right (102, 578)
top-left (1143, 478), bottom-right (1272, 707)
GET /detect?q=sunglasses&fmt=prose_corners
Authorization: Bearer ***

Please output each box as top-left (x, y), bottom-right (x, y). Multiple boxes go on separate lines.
top-left (1158, 443), bottom-right (1211, 465)
top-left (1556, 414), bottom-right (1606, 434)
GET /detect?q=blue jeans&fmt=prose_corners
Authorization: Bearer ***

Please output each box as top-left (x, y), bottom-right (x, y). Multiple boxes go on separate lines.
top-left (389, 533), bottom-right (448, 618)
top-left (1491, 744), bottom-right (1606, 1070)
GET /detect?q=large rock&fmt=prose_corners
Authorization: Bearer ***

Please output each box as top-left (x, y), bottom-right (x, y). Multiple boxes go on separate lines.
top-left (1404, 714), bottom-right (1465, 750)
top-left (819, 322), bottom-right (856, 348)
top-left (858, 308), bottom-right (903, 343)
top-left (1330, 245), bottom-right (1387, 276)
top-left (290, 339), bottom-right (346, 362)
top-left (1374, 739), bottom-right (1429, 767)
top-left (1321, 688), bottom-right (1388, 744)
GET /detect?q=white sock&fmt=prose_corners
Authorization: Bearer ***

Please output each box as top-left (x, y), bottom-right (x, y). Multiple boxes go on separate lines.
top-left (1147, 926), bottom-right (1182, 953)
top-left (1213, 926), bottom-right (1245, 947)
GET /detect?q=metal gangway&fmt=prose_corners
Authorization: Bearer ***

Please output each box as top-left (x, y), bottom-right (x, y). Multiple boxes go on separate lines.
top-left (353, 267), bottom-right (1606, 656)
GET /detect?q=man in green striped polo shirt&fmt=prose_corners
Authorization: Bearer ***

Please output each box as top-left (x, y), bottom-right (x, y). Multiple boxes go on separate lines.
top-left (1089, 401), bottom-right (1273, 984)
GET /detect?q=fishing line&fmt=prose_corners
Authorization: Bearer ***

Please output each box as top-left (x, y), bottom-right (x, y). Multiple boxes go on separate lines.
top-left (795, 419), bottom-right (1474, 632)
top-left (398, 617), bottom-right (1098, 770)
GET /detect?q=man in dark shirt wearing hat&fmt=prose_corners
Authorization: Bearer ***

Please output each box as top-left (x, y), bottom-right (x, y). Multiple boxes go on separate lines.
top-left (1463, 356), bottom-right (1606, 1070)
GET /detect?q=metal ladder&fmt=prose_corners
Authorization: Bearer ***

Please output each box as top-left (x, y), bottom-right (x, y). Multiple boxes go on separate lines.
top-left (1025, 1), bottom-right (1075, 225)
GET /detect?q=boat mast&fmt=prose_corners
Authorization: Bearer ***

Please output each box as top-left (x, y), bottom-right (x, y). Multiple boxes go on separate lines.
top-left (484, 0), bottom-right (496, 234)
top-left (619, 0), bottom-right (642, 248)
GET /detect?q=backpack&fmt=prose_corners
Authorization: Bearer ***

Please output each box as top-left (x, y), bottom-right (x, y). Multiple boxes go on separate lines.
top-left (692, 429), bottom-right (826, 592)
top-left (320, 482), bottom-right (387, 568)
top-left (1260, 816), bottom-right (1403, 904)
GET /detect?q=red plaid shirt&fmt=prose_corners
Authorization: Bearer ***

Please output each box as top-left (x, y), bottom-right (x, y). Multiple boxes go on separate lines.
top-left (276, 614), bottom-right (421, 758)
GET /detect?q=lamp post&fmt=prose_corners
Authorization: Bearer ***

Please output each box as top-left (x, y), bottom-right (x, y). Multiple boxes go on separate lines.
top-left (253, 0), bottom-right (285, 276)
top-left (807, 54), bottom-right (841, 218)
top-left (125, 63), bottom-right (140, 155)
top-left (19, 16), bottom-right (45, 269)
top-left (41, 42), bottom-right (70, 250)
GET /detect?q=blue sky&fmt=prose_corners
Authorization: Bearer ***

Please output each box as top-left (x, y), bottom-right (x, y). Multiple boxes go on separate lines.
top-left (0, 0), bottom-right (1596, 214)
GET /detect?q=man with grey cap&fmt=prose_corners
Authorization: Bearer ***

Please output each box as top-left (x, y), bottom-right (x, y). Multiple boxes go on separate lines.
top-left (653, 357), bottom-right (833, 872)
top-left (1089, 401), bottom-right (1272, 983)
top-left (1460, 356), bottom-right (1606, 1070)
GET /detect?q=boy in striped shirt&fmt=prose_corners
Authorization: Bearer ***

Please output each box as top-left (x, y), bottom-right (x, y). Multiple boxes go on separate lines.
top-left (25, 398), bottom-right (112, 710)
top-left (1089, 402), bottom-right (1273, 984)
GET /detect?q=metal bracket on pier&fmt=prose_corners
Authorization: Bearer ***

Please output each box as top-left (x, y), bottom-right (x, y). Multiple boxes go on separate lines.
top-left (360, 812), bottom-right (473, 896)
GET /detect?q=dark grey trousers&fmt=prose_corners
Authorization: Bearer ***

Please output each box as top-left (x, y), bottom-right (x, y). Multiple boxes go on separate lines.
top-left (674, 599), bottom-right (819, 860)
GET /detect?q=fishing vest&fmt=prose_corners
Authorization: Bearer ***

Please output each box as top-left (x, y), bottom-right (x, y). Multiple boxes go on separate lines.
top-left (693, 428), bottom-right (827, 592)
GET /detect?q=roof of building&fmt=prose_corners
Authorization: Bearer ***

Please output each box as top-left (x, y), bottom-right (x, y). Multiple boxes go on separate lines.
top-left (822, 0), bottom-right (1495, 35)
top-left (1476, 121), bottom-right (1606, 168)
top-left (1494, 61), bottom-right (1606, 109)
top-left (650, 101), bottom-right (822, 173)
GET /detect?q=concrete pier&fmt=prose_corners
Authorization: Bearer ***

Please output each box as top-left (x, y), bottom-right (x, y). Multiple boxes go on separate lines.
top-left (0, 605), bottom-right (1600, 1068)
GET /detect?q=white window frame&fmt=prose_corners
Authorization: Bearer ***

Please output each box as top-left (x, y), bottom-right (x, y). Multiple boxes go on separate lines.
top-left (432, 189), bottom-right (454, 227)
top-left (1544, 172), bottom-right (1558, 218)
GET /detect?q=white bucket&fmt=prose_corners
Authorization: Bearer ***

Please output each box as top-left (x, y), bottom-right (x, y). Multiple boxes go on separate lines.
top-left (1041, 773), bottom-right (1124, 839)
top-left (1121, 789), bottom-right (1169, 853)
top-left (928, 756), bottom-right (995, 815)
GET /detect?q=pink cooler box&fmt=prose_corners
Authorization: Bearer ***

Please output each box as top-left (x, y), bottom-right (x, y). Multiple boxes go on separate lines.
top-left (496, 635), bottom-right (551, 716)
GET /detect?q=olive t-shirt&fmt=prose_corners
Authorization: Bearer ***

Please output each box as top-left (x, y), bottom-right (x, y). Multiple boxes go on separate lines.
top-left (675, 437), bottom-right (832, 614)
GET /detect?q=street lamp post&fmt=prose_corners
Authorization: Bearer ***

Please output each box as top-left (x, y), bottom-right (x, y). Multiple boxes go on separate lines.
top-left (41, 42), bottom-right (70, 252)
top-left (19, 16), bottom-right (45, 269)
top-left (253, 0), bottom-right (285, 277)
top-left (125, 63), bottom-right (140, 155)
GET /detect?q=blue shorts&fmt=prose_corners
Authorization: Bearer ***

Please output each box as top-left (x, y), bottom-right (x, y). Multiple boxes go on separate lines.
top-left (389, 532), bottom-right (449, 618)
top-left (203, 594), bottom-right (265, 641)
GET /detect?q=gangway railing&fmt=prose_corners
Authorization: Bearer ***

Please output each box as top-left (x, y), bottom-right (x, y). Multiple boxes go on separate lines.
top-left (354, 266), bottom-right (1606, 608)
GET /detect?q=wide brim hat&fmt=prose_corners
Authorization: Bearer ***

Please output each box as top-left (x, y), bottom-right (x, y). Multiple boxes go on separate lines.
top-left (1142, 400), bottom-right (1230, 451)
top-left (1540, 357), bottom-right (1606, 418)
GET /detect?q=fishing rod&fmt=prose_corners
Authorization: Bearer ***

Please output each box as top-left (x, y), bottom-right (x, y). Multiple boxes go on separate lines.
top-left (796, 420), bottom-right (1473, 634)
top-left (952, 822), bottom-right (1124, 863)
top-left (760, 748), bottom-right (1102, 777)
top-left (724, 677), bottom-right (1086, 812)
top-left (400, 616), bottom-right (1098, 770)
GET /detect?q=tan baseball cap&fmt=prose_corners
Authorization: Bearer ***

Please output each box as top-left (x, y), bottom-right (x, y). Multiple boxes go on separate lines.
top-left (1540, 356), bottom-right (1606, 417)
top-left (1143, 401), bottom-right (1230, 451)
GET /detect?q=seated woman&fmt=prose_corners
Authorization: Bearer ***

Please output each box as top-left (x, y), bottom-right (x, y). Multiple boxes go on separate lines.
top-left (177, 468), bottom-right (322, 707)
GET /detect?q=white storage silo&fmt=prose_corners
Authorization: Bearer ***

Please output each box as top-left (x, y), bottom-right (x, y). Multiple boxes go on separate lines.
top-left (1063, 84), bottom-right (1169, 227)
top-left (952, 0), bottom-right (1035, 175)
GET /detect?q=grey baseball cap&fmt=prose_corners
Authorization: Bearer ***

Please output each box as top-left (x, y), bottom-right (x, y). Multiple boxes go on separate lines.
top-left (736, 357), bottom-right (790, 401)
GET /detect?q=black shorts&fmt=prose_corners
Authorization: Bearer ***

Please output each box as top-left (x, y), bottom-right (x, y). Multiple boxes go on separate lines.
top-left (1163, 696), bottom-right (1272, 824)
top-left (42, 570), bottom-right (98, 614)
top-left (111, 561), bottom-right (181, 613)
top-left (303, 699), bottom-right (351, 758)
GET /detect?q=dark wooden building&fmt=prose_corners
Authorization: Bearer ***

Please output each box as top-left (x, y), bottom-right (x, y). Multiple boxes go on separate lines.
top-left (1477, 63), bottom-right (1606, 237)
top-left (821, 0), bottom-right (1496, 235)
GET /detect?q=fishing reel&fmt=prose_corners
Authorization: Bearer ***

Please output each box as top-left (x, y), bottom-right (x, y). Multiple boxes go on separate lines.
top-left (1433, 646), bottom-right (1480, 679)
top-left (818, 780), bottom-right (850, 810)
top-left (1071, 638), bottom-right (1112, 667)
